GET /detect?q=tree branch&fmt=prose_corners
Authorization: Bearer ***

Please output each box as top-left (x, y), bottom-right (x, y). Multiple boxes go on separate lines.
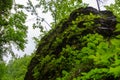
top-left (28, 0), bottom-right (51, 28)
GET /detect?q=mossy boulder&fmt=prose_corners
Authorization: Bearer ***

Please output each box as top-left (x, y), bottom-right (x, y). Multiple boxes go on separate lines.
top-left (25, 7), bottom-right (120, 80)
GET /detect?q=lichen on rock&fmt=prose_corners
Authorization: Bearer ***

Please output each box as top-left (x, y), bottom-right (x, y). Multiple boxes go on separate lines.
top-left (24, 7), bottom-right (120, 80)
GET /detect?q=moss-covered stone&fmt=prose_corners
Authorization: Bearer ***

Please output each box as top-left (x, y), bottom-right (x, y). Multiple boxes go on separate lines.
top-left (25, 7), bottom-right (120, 80)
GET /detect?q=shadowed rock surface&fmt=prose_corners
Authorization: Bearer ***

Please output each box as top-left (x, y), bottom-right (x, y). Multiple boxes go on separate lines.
top-left (24, 7), bottom-right (119, 80)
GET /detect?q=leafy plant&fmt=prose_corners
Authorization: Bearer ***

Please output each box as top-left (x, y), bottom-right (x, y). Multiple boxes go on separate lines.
top-left (2, 55), bottom-right (32, 80)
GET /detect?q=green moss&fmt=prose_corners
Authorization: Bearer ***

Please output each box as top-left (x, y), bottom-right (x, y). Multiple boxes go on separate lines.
top-left (25, 7), bottom-right (120, 80)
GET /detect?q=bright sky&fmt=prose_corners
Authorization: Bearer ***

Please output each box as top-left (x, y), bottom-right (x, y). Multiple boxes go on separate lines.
top-left (83, 0), bottom-right (115, 10)
top-left (3, 0), bottom-right (115, 62)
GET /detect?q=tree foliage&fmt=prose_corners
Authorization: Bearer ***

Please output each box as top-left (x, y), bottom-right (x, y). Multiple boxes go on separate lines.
top-left (105, 0), bottom-right (120, 20)
top-left (1, 55), bottom-right (32, 80)
top-left (23, 0), bottom-right (83, 32)
top-left (0, 0), bottom-right (27, 60)
top-left (38, 0), bottom-right (82, 24)
top-left (0, 61), bottom-right (6, 80)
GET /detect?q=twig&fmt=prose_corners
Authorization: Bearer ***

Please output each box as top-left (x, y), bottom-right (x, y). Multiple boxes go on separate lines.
top-left (28, 0), bottom-right (51, 28)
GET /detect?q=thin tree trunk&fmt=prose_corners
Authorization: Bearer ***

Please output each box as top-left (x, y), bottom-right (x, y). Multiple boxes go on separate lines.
top-left (96, 0), bottom-right (101, 11)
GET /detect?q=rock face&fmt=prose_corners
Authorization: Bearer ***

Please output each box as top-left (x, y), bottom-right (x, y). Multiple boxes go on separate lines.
top-left (24, 7), bottom-right (119, 80)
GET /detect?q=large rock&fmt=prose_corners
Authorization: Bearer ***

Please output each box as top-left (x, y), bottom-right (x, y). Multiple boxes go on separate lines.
top-left (24, 7), bottom-right (119, 80)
